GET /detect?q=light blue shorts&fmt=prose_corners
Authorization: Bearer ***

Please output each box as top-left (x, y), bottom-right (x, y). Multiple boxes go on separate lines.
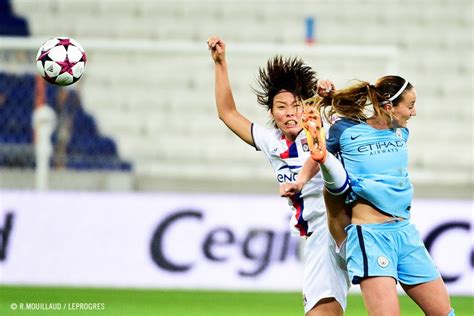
top-left (345, 220), bottom-right (440, 285)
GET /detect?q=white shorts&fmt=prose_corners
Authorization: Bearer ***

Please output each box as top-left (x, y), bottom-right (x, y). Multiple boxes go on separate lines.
top-left (302, 226), bottom-right (350, 313)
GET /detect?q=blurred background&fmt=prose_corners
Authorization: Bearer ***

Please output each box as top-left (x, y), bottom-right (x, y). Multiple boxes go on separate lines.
top-left (1, 0), bottom-right (472, 196)
top-left (0, 0), bottom-right (472, 315)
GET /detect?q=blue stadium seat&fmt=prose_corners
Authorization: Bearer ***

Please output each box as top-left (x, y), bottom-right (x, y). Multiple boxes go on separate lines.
top-left (0, 0), bottom-right (30, 36)
top-left (0, 72), bottom-right (132, 171)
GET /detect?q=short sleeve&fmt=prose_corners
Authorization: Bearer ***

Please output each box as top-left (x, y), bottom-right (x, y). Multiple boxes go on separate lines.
top-left (252, 122), bottom-right (277, 156)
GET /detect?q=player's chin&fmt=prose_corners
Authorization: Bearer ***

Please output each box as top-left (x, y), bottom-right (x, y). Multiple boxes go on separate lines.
top-left (283, 125), bottom-right (302, 137)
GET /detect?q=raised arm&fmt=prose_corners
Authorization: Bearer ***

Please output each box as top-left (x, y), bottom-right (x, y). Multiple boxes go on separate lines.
top-left (207, 36), bottom-right (253, 146)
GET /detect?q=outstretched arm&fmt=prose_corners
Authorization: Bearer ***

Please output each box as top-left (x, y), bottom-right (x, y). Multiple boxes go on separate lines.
top-left (208, 36), bottom-right (253, 146)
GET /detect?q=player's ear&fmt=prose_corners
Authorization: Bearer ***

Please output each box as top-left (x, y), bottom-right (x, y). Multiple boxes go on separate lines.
top-left (383, 102), bottom-right (393, 112)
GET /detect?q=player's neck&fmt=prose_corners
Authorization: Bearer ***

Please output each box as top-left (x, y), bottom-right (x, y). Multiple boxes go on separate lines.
top-left (366, 117), bottom-right (390, 130)
top-left (281, 128), bottom-right (303, 142)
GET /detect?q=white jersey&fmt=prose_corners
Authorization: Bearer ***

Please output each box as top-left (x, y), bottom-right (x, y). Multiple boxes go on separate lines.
top-left (251, 122), bottom-right (326, 236)
top-left (252, 122), bottom-right (350, 312)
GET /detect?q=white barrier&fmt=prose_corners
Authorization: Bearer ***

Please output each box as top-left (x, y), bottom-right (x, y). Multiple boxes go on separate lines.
top-left (0, 191), bottom-right (472, 295)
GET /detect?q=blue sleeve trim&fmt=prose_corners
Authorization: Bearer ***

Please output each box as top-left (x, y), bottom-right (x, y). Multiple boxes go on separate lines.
top-left (326, 173), bottom-right (350, 195)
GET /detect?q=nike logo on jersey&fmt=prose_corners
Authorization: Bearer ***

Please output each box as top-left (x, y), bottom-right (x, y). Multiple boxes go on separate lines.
top-left (351, 135), bottom-right (362, 140)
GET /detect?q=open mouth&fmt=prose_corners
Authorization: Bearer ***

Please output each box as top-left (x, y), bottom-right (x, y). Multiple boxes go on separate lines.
top-left (285, 120), bottom-right (298, 127)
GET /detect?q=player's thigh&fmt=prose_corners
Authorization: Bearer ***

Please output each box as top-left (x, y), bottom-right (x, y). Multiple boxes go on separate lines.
top-left (360, 277), bottom-right (400, 316)
top-left (307, 298), bottom-right (343, 316)
top-left (401, 278), bottom-right (452, 316)
top-left (323, 189), bottom-right (350, 246)
top-left (303, 231), bottom-right (348, 314)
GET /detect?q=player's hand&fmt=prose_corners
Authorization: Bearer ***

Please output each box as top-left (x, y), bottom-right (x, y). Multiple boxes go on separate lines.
top-left (207, 36), bottom-right (226, 64)
top-left (316, 79), bottom-right (335, 97)
top-left (280, 182), bottom-right (304, 198)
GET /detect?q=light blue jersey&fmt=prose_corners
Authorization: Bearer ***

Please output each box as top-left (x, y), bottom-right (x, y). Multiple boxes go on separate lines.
top-left (329, 118), bottom-right (442, 287)
top-left (326, 118), bottom-right (413, 219)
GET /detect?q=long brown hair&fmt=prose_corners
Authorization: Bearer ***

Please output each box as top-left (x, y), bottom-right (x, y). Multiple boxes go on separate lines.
top-left (320, 75), bottom-right (413, 126)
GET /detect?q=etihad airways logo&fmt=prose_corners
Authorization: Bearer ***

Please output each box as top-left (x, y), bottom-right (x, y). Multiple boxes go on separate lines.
top-left (358, 140), bottom-right (405, 155)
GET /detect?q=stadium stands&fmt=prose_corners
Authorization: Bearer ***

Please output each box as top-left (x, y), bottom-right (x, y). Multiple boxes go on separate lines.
top-left (0, 0), bottom-right (29, 36)
top-left (0, 72), bottom-right (34, 167)
top-left (4, 0), bottom-right (473, 196)
top-left (0, 72), bottom-right (131, 171)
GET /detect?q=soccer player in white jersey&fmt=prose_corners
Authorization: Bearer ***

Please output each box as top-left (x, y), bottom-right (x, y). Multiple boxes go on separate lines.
top-left (207, 36), bottom-right (349, 316)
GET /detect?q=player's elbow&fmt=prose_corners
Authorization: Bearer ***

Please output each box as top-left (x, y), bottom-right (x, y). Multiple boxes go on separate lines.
top-left (217, 110), bottom-right (226, 121)
top-left (217, 109), bottom-right (237, 125)
top-left (217, 112), bottom-right (228, 125)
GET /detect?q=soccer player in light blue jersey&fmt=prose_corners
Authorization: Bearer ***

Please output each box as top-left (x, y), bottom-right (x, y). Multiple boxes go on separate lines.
top-left (282, 76), bottom-right (454, 315)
